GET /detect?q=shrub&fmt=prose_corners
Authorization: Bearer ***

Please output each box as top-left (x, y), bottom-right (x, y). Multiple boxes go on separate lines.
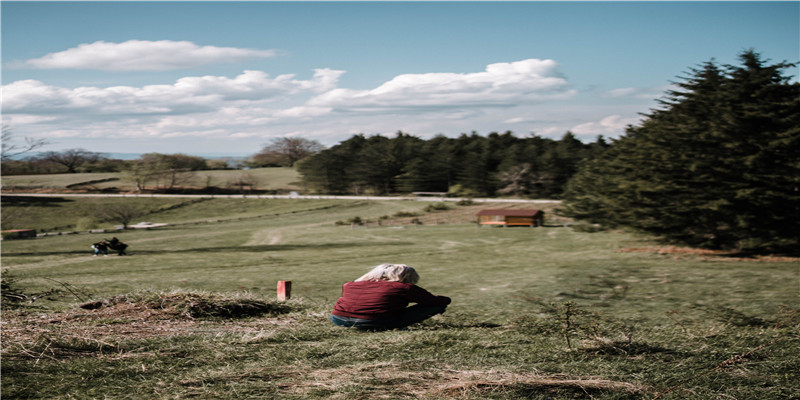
top-left (424, 203), bottom-right (452, 212)
top-left (336, 216), bottom-right (364, 226)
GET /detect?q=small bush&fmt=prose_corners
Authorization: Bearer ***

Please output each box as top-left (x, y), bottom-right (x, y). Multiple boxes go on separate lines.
top-left (336, 216), bottom-right (364, 225)
top-left (424, 203), bottom-right (452, 212)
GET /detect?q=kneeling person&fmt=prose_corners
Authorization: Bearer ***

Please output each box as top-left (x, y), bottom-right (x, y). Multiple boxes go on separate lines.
top-left (330, 264), bottom-right (450, 330)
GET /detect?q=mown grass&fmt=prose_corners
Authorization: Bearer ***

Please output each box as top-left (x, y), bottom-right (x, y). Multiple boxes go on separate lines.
top-left (2, 198), bottom-right (798, 399)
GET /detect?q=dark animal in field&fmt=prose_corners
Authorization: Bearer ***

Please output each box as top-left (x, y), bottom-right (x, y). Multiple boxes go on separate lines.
top-left (108, 241), bottom-right (128, 256)
top-left (93, 237), bottom-right (128, 256)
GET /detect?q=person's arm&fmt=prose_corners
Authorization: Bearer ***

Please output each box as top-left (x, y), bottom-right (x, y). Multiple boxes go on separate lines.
top-left (407, 285), bottom-right (451, 306)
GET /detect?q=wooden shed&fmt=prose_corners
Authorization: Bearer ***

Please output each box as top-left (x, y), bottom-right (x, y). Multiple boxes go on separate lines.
top-left (476, 209), bottom-right (544, 227)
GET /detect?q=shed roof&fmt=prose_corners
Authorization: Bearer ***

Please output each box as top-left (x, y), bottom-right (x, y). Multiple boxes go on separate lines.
top-left (476, 209), bottom-right (543, 217)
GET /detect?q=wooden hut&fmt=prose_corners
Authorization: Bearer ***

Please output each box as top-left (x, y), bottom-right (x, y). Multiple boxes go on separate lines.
top-left (476, 209), bottom-right (544, 227)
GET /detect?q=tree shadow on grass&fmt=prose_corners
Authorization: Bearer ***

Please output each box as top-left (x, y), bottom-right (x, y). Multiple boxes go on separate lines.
top-left (1, 250), bottom-right (91, 257)
top-left (2, 242), bottom-right (413, 257)
top-left (1, 196), bottom-right (73, 207)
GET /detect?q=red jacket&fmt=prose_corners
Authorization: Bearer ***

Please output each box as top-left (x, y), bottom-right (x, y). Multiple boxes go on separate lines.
top-left (332, 280), bottom-right (451, 320)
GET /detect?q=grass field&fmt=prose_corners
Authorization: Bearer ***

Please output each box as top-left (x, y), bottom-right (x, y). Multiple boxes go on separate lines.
top-left (1, 167), bottom-right (302, 193)
top-left (1, 197), bottom-right (798, 399)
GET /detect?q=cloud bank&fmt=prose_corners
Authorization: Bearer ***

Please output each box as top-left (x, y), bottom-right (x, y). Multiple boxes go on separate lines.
top-left (2, 56), bottom-right (647, 149)
top-left (19, 40), bottom-right (278, 71)
top-left (3, 69), bottom-right (344, 115)
top-left (571, 115), bottom-right (639, 136)
top-left (309, 59), bottom-right (575, 110)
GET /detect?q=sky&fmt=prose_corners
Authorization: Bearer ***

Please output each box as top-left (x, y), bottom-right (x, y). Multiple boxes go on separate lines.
top-left (2, 1), bottom-right (798, 157)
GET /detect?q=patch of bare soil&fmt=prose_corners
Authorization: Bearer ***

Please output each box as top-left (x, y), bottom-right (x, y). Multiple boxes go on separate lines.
top-left (617, 246), bottom-right (799, 262)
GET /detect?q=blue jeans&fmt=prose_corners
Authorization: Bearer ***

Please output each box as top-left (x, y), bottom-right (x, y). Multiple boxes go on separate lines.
top-left (330, 304), bottom-right (448, 330)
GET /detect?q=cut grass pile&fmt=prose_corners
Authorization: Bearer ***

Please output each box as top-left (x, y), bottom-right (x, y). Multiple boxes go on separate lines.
top-left (1, 197), bottom-right (798, 399)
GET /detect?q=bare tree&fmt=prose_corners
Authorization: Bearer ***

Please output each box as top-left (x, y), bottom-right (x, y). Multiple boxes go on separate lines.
top-left (41, 148), bottom-right (107, 173)
top-left (251, 137), bottom-right (325, 167)
top-left (228, 172), bottom-right (259, 193)
top-left (97, 203), bottom-right (146, 229)
top-left (126, 153), bottom-right (205, 191)
top-left (497, 163), bottom-right (553, 197)
top-left (1, 125), bottom-right (51, 161)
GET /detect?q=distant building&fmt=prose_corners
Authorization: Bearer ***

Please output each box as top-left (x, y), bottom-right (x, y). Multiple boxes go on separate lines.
top-left (476, 209), bottom-right (544, 227)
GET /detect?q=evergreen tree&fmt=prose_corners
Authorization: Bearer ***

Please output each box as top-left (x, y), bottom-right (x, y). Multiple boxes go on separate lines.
top-left (561, 50), bottom-right (800, 252)
top-left (397, 135), bottom-right (453, 192)
top-left (297, 135), bottom-right (365, 193)
top-left (457, 135), bottom-right (497, 196)
top-left (297, 130), bottom-right (608, 197)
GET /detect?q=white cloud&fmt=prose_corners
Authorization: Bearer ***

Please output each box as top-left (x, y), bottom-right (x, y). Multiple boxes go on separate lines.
top-left (603, 85), bottom-right (673, 100)
top-left (274, 106), bottom-right (333, 119)
top-left (604, 87), bottom-right (638, 97)
top-left (2, 69), bottom-right (345, 116)
top-left (4, 58), bottom-right (653, 152)
top-left (20, 40), bottom-right (278, 71)
top-left (3, 60), bottom-right (579, 143)
top-left (504, 117), bottom-right (536, 124)
top-left (308, 59), bottom-right (576, 110)
top-left (570, 115), bottom-right (640, 137)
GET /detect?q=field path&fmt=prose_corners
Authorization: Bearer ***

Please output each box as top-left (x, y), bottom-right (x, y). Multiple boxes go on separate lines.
top-left (245, 229), bottom-right (284, 246)
top-left (244, 222), bottom-right (329, 246)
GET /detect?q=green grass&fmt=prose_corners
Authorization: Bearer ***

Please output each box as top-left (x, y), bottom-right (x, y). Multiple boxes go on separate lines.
top-left (2, 198), bottom-right (798, 399)
top-left (1, 167), bottom-right (301, 192)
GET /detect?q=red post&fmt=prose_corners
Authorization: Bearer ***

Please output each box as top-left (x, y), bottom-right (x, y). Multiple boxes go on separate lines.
top-left (277, 281), bottom-right (292, 301)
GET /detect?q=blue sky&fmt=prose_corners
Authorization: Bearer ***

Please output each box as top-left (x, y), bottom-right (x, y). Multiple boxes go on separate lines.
top-left (2, 1), bottom-right (798, 157)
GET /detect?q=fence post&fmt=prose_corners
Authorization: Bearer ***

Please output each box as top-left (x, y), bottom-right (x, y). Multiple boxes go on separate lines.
top-left (277, 281), bottom-right (292, 301)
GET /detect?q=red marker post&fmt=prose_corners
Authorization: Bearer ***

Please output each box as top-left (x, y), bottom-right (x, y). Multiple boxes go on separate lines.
top-left (277, 281), bottom-right (292, 301)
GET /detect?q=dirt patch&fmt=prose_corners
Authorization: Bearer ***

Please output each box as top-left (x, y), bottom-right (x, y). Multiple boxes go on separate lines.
top-left (617, 246), bottom-right (799, 262)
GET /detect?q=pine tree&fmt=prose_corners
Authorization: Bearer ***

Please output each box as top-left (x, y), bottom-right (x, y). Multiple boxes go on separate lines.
top-left (561, 50), bottom-right (800, 252)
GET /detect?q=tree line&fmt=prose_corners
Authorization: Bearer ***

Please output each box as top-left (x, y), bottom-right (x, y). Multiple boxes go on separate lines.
top-left (297, 131), bottom-right (608, 197)
top-left (0, 148), bottom-right (237, 176)
top-left (2, 128), bottom-right (607, 198)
